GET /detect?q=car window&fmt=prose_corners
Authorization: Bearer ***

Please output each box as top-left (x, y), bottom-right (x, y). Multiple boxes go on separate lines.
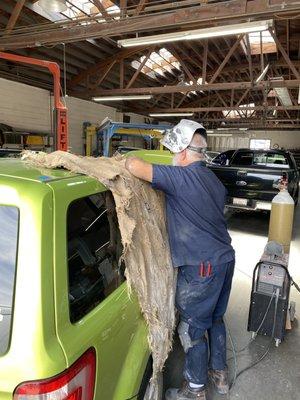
top-left (213, 150), bottom-right (235, 165)
top-left (231, 151), bottom-right (254, 166)
top-left (0, 206), bottom-right (19, 355)
top-left (67, 192), bottom-right (125, 323)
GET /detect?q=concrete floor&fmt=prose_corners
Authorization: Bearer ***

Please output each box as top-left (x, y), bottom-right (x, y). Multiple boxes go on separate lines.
top-left (163, 207), bottom-right (300, 400)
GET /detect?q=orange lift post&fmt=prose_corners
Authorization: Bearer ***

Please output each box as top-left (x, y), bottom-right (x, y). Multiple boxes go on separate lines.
top-left (0, 52), bottom-right (68, 151)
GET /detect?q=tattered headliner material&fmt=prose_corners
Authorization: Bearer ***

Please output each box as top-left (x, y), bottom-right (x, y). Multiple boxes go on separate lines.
top-left (22, 150), bottom-right (176, 399)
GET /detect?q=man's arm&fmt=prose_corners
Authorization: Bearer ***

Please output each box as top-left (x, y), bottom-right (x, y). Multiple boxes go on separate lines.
top-left (125, 156), bottom-right (153, 182)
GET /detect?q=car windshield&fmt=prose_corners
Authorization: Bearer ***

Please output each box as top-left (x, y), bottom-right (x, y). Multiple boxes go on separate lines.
top-left (0, 206), bottom-right (19, 355)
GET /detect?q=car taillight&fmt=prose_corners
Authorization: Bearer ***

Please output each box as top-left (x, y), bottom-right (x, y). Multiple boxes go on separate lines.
top-left (14, 348), bottom-right (96, 400)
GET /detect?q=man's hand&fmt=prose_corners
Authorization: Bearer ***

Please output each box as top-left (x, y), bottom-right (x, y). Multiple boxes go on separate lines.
top-left (125, 156), bottom-right (153, 183)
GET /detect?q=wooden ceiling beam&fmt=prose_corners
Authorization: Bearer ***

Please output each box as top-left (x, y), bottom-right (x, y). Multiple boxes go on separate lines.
top-left (269, 28), bottom-right (300, 80)
top-left (209, 34), bottom-right (245, 83)
top-left (5, 0), bottom-right (26, 34)
top-left (245, 34), bottom-right (253, 83)
top-left (202, 39), bottom-right (208, 83)
top-left (91, 0), bottom-right (112, 20)
top-left (1, 0), bottom-right (300, 49)
top-left (120, 0), bottom-right (127, 18)
top-left (75, 79), bottom-right (300, 97)
top-left (170, 45), bottom-right (197, 84)
top-left (89, 60), bottom-right (116, 89)
top-left (126, 47), bottom-right (153, 88)
top-left (146, 105), bottom-right (300, 112)
top-left (133, 0), bottom-right (148, 16)
top-left (69, 45), bottom-right (149, 87)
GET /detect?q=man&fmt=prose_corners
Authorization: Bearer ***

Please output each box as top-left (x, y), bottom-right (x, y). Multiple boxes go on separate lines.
top-left (125, 119), bottom-right (235, 400)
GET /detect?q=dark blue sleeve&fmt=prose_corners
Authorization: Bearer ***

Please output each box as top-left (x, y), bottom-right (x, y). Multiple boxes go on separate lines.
top-left (152, 164), bottom-right (181, 195)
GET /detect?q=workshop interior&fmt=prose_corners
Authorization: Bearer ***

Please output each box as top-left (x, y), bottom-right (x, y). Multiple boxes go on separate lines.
top-left (0, 1), bottom-right (300, 400)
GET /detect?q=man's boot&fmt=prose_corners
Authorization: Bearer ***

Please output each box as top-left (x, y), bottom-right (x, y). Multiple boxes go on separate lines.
top-left (208, 369), bottom-right (229, 395)
top-left (165, 383), bottom-right (207, 400)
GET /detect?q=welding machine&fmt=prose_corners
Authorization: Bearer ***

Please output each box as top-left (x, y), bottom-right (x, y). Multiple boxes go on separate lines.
top-left (247, 253), bottom-right (291, 346)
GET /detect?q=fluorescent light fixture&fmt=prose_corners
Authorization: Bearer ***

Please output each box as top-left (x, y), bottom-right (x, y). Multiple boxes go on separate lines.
top-left (274, 87), bottom-right (293, 106)
top-left (207, 133), bottom-right (233, 137)
top-left (255, 63), bottom-right (270, 84)
top-left (272, 77), bottom-right (293, 106)
top-left (149, 113), bottom-right (194, 117)
top-left (93, 95), bottom-right (152, 101)
top-left (118, 20), bottom-right (273, 47)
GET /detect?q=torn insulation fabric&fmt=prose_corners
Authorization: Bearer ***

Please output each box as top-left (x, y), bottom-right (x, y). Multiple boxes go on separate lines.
top-left (22, 150), bottom-right (176, 400)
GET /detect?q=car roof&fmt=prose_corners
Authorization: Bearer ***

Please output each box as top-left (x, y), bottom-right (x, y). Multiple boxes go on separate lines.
top-left (0, 158), bottom-right (81, 183)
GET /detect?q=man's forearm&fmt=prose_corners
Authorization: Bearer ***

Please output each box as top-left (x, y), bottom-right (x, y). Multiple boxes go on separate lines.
top-left (125, 157), bottom-right (153, 182)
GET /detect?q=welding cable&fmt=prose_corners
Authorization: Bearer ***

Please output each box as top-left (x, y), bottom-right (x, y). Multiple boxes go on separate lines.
top-left (226, 292), bottom-right (275, 388)
top-left (125, 394), bottom-right (138, 400)
top-left (224, 317), bottom-right (237, 388)
top-left (229, 289), bottom-right (280, 391)
top-left (291, 278), bottom-right (300, 293)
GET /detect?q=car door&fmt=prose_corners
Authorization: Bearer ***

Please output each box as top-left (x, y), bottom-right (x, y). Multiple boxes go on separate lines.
top-left (50, 177), bottom-right (149, 400)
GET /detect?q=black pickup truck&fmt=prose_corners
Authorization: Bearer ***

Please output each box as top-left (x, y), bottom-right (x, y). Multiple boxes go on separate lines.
top-left (208, 149), bottom-right (299, 211)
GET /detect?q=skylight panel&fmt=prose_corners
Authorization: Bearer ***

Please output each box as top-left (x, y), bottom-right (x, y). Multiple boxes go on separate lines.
top-left (182, 77), bottom-right (205, 96)
top-left (60, 0), bottom-right (119, 20)
top-left (131, 48), bottom-right (180, 80)
top-left (248, 31), bottom-right (276, 54)
top-left (223, 103), bottom-right (255, 119)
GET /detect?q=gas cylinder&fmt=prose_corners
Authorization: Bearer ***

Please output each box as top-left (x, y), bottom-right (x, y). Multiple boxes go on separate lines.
top-left (268, 183), bottom-right (294, 254)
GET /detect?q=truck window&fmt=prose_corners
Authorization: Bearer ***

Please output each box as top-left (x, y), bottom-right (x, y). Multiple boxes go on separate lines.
top-left (0, 206), bottom-right (19, 355)
top-left (231, 151), bottom-right (254, 166)
top-left (212, 150), bottom-right (235, 165)
top-left (67, 192), bottom-right (125, 323)
top-left (253, 153), bottom-right (290, 168)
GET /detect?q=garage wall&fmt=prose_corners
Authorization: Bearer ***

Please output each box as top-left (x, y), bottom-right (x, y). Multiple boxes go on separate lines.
top-left (208, 130), bottom-right (300, 152)
top-left (0, 78), bottom-right (51, 133)
top-left (249, 130), bottom-right (300, 150)
top-left (0, 78), bottom-right (147, 154)
top-left (63, 96), bottom-right (117, 154)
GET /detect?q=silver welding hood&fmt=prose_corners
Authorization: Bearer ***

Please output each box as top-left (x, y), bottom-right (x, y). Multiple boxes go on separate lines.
top-left (160, 119), bottom-right (207, 154)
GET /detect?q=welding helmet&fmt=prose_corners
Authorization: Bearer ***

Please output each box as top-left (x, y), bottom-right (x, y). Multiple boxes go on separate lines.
top-left (161, 119), bottom-right (207, 154)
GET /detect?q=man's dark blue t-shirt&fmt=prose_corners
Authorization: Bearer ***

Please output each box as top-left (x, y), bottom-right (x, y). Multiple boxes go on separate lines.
top-left (152, 161), bottom-right (234, 267)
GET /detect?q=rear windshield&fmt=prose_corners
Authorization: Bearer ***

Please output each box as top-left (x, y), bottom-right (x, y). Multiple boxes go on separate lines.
top-left (231, 152), bottom-right (290, 168)
top-left (0, 206), bottom-right (19, 355)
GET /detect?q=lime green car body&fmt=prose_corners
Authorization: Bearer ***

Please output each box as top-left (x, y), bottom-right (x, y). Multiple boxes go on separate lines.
top-left (0, 151), bottom-right (170, 400)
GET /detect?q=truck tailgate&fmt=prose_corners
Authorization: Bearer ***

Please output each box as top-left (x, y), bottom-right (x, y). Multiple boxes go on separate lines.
top-left (209, 165), bottom-right (284, 202)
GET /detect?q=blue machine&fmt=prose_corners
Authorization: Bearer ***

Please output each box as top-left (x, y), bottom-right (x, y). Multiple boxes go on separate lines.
top-left (96, 121), bottom-right (171, 157)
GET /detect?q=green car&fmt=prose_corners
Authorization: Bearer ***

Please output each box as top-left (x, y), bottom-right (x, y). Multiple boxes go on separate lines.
top-left (0, 150), bottom-right (171, 400)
